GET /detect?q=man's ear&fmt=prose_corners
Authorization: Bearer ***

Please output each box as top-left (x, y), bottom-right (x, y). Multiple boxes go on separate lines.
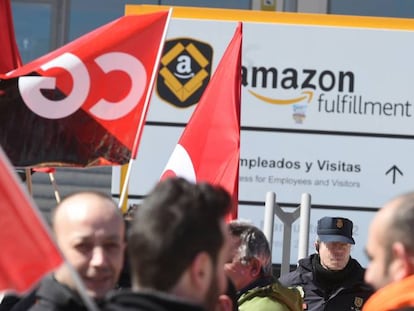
top-left (314, 241), bottom-right (320, 253)
top-left (249, 258), bottom-right (262, 278)
top-left (190, 252), bottom-right (213, 293)
top-left (391, 242), bottom-right (413, 280)
top-left (217, 295), bottom-right (233, 311)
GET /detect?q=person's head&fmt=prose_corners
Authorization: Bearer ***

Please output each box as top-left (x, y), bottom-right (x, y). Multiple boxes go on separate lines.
top-left (128, 177), bottom-right (232, 311)
top-left (225, 221), bottom-right (272, 290)
top-left (315, 216), bottom-right (354, 271)
top-left (52, 191), bottom-right (125, 300)
top-left (365, 192), bottom-right (414, 290)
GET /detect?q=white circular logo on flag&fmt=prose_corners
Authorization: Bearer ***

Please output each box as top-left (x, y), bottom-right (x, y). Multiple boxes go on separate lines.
top-left (161, 144), bottom-right (196, 182)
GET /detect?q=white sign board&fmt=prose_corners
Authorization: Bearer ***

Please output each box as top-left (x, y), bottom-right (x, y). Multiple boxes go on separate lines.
top-left (113, 7), bottom-right (414, 267)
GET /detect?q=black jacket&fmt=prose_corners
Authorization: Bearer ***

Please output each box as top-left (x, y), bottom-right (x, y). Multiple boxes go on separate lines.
top-left (0, 294), bottom-right (21, 311)
top-left (278, 254), bottom-right (374, 311)
top-left (103, 290), bottom-right (207, 311)
top-left (10, 275), bottom-right (87, 311)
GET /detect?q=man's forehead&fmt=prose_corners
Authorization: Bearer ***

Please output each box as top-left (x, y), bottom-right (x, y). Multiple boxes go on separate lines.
top-left (54, 206), bottom-right (124, 240)
top-left (58, 222), bottom-right (124, 245)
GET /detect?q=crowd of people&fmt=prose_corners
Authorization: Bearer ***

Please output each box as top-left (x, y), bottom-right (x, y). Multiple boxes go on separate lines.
top-left (1, 176), bottom-right (414, 311)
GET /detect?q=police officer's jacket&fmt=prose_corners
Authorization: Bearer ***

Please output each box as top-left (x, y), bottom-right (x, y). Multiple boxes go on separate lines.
top-left (278, 254), bottom-right (374, 311)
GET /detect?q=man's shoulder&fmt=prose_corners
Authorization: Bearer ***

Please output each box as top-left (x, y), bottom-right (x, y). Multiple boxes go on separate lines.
top-left (103, 290), bottom-right (138, 311)
top-left (279, 256), bottom-right (313, 286)
top-left (28, 299), bottom-right (87, 311)
top-left (104, 290), bottom-right (206, 311)
top-left (350, 258), bottom-right (365, 271)
top-left (238, 281), bottom-right (303, 311)
top-left (19, 276), bottom-right (87, 311)
top-left (35, 276), bottom-right (83, 304)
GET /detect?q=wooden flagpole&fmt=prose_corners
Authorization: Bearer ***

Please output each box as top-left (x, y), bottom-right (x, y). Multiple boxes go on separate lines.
top-left (48, 171), bottom-right (61, 203)
top-left (25, 168), bottom-right (32, 195)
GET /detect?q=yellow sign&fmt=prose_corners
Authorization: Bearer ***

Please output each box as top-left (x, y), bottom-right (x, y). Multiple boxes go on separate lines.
top-left (125, 4), bottom-right (414, 30)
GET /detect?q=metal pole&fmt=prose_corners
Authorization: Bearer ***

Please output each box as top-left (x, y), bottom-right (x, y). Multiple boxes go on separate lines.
top-left (281, 222), bottom-right (292, 276)
top-left (58, 0), bottom-right (70, 47)
top-left (263, 191), bottom-right (276, 258)
top-left (263, 192), bottom-right (311, 277)
top-left (274, 203), bottom-right (300, 277)
top-left (298, 193), bottom-right (311, 260)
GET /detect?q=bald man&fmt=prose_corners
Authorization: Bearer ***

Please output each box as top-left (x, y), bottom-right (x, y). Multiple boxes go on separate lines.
top-left (11, 191), bottom-right (125, 311)
top-left (363, 192), bottom-right (414, 311)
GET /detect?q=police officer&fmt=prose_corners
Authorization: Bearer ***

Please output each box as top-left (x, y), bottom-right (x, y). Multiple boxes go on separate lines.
top-left (279, 217), bottom-right (373, 311)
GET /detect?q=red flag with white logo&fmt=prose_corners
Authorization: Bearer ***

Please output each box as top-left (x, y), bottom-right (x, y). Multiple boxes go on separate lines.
top-left (0, 145), bottom-right (63, 293)
top-left (161, 23), bottom-right (242, 219)
top-left (0, 11), bottom-right (170, 167)
top-left (0, 0), bottom-right (22, 73)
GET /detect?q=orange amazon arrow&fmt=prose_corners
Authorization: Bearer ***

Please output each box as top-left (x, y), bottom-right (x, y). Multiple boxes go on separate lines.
top-left (248, 90), bottom-right (313, 105)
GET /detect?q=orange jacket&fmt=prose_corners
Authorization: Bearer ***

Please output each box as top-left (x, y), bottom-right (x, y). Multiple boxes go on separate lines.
top-left (363, 274), bottom-right (414, 311)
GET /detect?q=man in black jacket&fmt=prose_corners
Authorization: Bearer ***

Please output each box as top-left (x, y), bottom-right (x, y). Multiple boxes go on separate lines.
top-left (103, 177), bottom-right (232, 311)
top-left (279, 216), bottom-right (373, 311)
top-left (9, 191), bottom-right (126, 311)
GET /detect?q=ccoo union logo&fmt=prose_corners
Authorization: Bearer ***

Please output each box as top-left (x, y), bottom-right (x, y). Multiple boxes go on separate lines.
top-left (157, 38), bottom-right (213, 108)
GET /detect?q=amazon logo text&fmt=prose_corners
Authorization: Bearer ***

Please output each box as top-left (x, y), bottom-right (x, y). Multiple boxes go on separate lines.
top-left (242, 66), bottom-right (355, 105)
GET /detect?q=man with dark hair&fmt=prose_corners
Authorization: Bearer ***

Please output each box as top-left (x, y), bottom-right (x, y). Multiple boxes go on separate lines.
top-left (279, 216), bottom-right (373, 311)
top-left (363, 192), bottom-right (414, 311)
top-left (225, 221), bottom-right (303, 311)
top-left (103, 177), bottom-right (232, 311)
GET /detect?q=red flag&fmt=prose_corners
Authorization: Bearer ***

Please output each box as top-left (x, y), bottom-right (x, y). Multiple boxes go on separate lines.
top-left (0, 11), bottom-right (170, 167)
top-left (161, 23), bottom-right (242, 220)
top-left (0, 0), bottom-right (22, 73)
top-left (0, 0), bottom-right (57, 174)
top-left (0, 146), bottom-right (63, 293)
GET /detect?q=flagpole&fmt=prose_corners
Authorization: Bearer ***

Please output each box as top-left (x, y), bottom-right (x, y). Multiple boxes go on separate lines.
top-left (25, 168), bottom-right (32, 195)
top-left (118, 8), bottom-right (173, 209)
top-left (48, 172), bottom-right (61, 203)
top-left (118, 158), bottom-right (134, 209)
